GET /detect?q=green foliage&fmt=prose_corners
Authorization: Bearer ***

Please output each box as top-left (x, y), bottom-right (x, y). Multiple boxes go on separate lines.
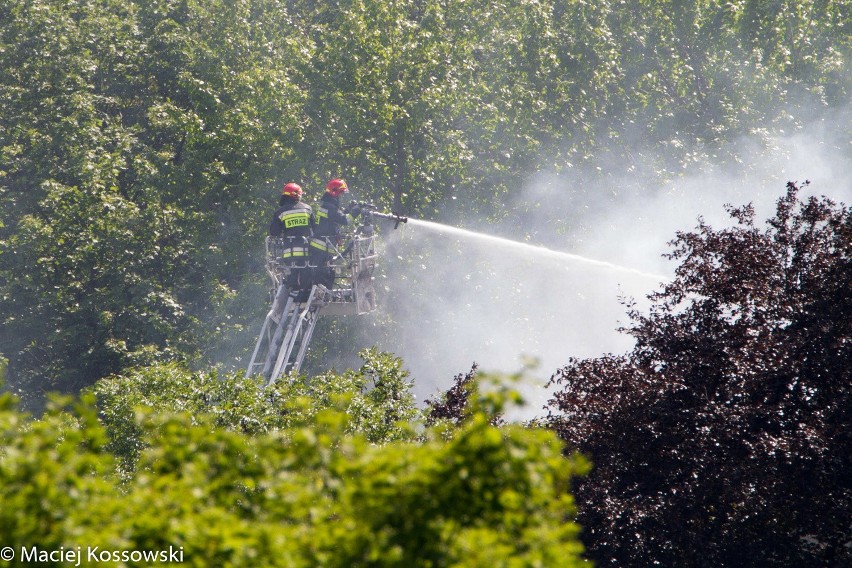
top-left (2, 0), bottom-right (850, 403)
top-left (94, 348), bottom-right (418, 474)
top-left (0, 0), bottom-right (309, 402)
top-left (1, 383), bottom-right (590, 566)
top-left (2, 3), bottom-right (848, 565)
top-left (0, 392), bottom-right (114, 558)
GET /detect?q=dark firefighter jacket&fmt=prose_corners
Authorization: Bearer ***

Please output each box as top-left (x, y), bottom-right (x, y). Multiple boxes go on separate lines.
top-left (310, 193), bottom-right (351, 256)
top-left (269, 196), bottom-right (314, 262)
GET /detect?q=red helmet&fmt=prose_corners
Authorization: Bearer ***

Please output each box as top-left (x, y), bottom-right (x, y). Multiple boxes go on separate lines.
top-left (281, 182), bottom-right (303, 198)
top-left (325, 178), bottom-right (348, 197)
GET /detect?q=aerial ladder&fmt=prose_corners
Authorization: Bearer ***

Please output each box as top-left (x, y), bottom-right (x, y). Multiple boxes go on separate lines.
top-left (247, 206), bottom-right (406, 385)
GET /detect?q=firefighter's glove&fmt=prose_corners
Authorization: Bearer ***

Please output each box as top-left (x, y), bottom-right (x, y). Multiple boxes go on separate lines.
top-left (348, 204), bottom-right (362, 217)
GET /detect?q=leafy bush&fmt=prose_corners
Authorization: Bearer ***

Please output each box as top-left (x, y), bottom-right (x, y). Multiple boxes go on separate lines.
top-left (94, 349), bottom-right (419, 474)
top-left (1, 383), bottom-right (590, 566)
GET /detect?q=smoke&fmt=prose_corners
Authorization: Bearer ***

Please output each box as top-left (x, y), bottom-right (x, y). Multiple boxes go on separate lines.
top-left (368, 105), bottom-right (851, 417)
top-left (376, 226), bottom-right (657, 415)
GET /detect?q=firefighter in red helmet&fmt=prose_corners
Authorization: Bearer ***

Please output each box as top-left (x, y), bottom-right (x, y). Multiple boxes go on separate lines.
top-left (310, 178), bottom-right (359, 289)
top-left (269, 182), bottom-right (315, 300)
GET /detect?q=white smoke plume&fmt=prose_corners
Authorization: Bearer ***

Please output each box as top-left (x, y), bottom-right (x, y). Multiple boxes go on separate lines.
top-left (369, 108), bottom-right (851, 416)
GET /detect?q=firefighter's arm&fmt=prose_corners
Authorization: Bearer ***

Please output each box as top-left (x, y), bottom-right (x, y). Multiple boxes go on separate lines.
top-left (332, 203), bottom-right (352, 226)
top-left (268, 214), bottom-right (283, 236)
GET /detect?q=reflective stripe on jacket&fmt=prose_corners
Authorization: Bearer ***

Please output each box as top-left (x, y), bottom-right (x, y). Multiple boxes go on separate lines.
top-left (280, 210), bottom-right (311, 229)
top-left (281, 246), bottom-right (309, 259)
top-left (313, 195), bottom-right (350, 239)
top-left (269, 198), bottom-right (314, 240)
top-left (311, 195), bottom-right (350, 257)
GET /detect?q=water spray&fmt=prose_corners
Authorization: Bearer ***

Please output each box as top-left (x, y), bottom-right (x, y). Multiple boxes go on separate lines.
top-left (405, 218), bottom-right (669, 282)
top-left (350, 206), bottom-right (666, 283)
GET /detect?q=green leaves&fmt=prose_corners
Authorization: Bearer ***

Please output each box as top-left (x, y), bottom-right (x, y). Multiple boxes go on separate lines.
top-left (0, 0), bottom-right (310, 399)
top-left (2, 362), bottom-right (589, 566)
top-left (1, 181), bottom-right (199, 399)
top-left (1, 0), bottom-right (849, 405)
top-left (93, 349), bottom-right (418, 473)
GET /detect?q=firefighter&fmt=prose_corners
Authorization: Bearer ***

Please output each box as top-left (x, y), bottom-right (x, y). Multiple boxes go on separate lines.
top-left (310, 178), bottom-right (360, 289)
top-left (269, 182), bottom-right (315, 300)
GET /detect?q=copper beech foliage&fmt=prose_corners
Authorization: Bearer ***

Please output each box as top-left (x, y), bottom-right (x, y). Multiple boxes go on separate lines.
top-left (424, 364), bottom-right (480, 427)
top-left (546, 182), bottom-right (850, 566)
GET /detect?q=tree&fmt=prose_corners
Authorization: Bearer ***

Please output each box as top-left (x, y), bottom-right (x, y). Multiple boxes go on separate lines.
top-left (3, 0), bottom-right (850, 405)
top-left (294, 0), bottom-right (476, 216)
top-left (545, 182), bottom-right (850, 566)
top-left (424, 364), bottom-right (479, 427)
top-left (0, 0), bottom-right (309, 401)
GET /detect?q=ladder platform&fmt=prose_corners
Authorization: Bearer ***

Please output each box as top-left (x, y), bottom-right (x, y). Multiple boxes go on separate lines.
top-left (246, 233), bottom-right (378, 385)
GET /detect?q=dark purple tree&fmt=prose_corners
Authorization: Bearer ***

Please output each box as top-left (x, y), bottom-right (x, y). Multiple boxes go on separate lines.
top-left (546, 182), bottom-right (850, 566)
top-left (424, 364), bottom-right (479, 427)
